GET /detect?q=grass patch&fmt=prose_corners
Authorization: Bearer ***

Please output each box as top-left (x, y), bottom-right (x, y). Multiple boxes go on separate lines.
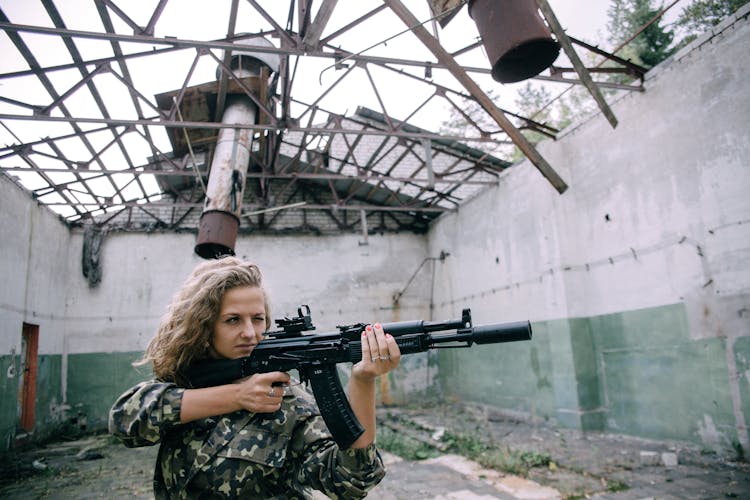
top-left (441, 431), bottom-right (552, 476)
top-left (606, 479), bottom-right (629, 492)
top-left (378, 415), bottom-right (554, 477)
top-left (377, 426), bottom-right (441, 461)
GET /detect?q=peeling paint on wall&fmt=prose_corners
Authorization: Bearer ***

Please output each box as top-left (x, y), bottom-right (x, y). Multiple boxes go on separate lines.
top-left (697, 415), bottom-right (726, 452)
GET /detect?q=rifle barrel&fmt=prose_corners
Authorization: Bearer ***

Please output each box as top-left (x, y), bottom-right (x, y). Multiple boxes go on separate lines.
top-left (471, 321), bottom-right (532, 344)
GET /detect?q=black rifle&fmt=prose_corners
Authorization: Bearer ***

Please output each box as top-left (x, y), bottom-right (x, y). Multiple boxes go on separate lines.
top-left (185, 306), bottom-right (532, 448)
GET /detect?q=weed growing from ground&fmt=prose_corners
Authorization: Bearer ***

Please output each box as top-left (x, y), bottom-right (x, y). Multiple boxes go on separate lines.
top-left (379, 424), bottom-right (553, 477)
top-left (441, 431), bottom-right (552, 476)
top-left (377, 426), bottom-right (441, 461)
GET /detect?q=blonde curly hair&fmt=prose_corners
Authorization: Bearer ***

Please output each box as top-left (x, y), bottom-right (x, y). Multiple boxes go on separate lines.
top-left (138, 256), bottom-right (271, 384)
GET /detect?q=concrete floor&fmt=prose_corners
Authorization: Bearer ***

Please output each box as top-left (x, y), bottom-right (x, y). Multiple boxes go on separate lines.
top-left (0, 404), bottom-right (747, 499)
top-left (0, 438), bottom-right (559, 499)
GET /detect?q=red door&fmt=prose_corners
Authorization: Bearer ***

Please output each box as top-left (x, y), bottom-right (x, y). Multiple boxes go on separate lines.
top-left (20, 323), bottom-right (39, 432)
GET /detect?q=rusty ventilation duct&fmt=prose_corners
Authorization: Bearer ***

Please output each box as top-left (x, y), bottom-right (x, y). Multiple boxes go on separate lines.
top-left (194, 38), bottom-right (279, 259)
top-left (468, 0), bottom-right (560, 83)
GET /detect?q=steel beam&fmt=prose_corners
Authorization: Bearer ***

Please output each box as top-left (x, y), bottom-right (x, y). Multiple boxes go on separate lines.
top-left (383, 0), bottom-right (568, 194)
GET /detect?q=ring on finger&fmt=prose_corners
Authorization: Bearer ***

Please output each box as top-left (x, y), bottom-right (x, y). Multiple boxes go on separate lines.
top-left (380, 354), bottom-right (391, 361)
top-left (371, 356), bottom-right (379, 362)
top-left (267, 387), bottom-right (276, 397)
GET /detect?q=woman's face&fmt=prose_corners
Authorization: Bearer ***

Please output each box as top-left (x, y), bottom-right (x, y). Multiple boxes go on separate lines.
top-left (211, 286), bottom-right (267, 359)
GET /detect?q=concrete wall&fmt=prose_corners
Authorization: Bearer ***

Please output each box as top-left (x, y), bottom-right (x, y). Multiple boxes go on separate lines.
top-left (427, 7), bottom-right (750, 452)
top-left (1, 6), bottom-right (748, 455)
top-left (0, 175), bottom-right (432, 447)
top-left (0, 175), bottom-right (72, 448)
top-left (59, 230), bottom-right (432, 430)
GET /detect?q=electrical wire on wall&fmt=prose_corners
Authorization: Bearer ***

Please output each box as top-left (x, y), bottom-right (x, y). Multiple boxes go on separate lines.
top-left (436, 218), bottom-right (749, 308)
top-left (393, 250), bottom-right (450, 313)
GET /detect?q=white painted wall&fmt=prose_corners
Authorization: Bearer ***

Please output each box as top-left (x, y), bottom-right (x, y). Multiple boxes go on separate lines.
top-left (60, 230), bottom-right (431, 355)
top-left (0, 176), bottom-right (70, 355)
top-left (428, 7), bottom-right (750, 340)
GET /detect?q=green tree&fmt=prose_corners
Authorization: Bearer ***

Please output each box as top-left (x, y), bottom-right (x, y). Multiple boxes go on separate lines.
top-left (514, 83), bottom-right (554, 124)
top-left (676, 0), bottom-right (749, 41)
top-left (508, 83), bottom-right (554, 162)
top-left (607, 0), bottom-right (676, 68)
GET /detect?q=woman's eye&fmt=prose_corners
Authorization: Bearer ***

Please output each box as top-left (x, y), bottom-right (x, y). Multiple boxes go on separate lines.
top-left (226, 317), bottom-right (239, 324)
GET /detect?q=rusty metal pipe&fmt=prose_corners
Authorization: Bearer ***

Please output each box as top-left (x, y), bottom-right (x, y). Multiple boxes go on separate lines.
top-left (195, 37), bottom-right (278, 259)
top-left (194, 94), bottom-right (256, 258)
top-left (469, 0), bottom-right (560, 83)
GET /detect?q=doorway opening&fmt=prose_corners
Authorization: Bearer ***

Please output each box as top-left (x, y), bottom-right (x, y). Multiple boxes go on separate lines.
top-left (19, 323), bottom-right (39, 433)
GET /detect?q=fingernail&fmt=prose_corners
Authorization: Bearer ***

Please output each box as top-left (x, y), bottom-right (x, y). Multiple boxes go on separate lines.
top-left (362, 331), bottom-right (367, 337)
top-left (386, 333), bottom-right (393, 339)
top-left (375, 323), bottom-right (381, 329)
top-left (366, 325), bottom-right (372, 332)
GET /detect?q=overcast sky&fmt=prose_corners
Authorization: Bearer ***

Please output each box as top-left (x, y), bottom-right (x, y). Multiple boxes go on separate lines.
top-left (0, 0), bottom-right (617, 120)
top-left (0, 0), bottom-right (693, 143)
top-left (0, 0), bottom-right (694, 217)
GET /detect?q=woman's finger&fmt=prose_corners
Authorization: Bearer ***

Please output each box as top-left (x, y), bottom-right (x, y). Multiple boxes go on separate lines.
top-left (254, 371), bottom-right (291, 385)
top-left (366, 324), bottom-right (381, 362)
top-left (385, 332), bottom-right (401, 365)
top-left (373, 323), bottom-right (390, 361)
top-left (360, 326), bottom-right (373, 363)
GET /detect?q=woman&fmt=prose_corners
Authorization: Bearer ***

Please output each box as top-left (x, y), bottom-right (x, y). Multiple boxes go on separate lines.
top-left (109, 256), bottom-right (401, 499)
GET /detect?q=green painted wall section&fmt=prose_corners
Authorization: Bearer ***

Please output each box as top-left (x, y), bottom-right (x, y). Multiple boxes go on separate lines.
top-left (66, 351), bottom-right (151, 431)
top-left (1, 351), bottom-right (150, 449)
top-left (600, 339), bottom-right (733, 440)
top-left (0, 354), bottom-right (63, 448)
top-left (438, 325), bottom-right (557, 420)
top-left (3, 305), bottom-right (748, 451)
top-left (536, 319), bottom-right (605, 429)
top-left (590, 304), bottom-right (736, 444)
top-left (0, 355), bottom-right (19, 449)
top-left (735, 336), bottom-right (750, 428)
top-left (439, 302), bottom-right (748, 449)
top-left (35, 355), bottom-right (64, 437)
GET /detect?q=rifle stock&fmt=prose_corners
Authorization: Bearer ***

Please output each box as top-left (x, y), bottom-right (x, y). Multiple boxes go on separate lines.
top-left (184, 307), bottom-right (532, 448)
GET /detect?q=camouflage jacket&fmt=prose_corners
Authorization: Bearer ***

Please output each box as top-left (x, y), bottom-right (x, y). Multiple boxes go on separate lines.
top-left (109, 380), bottom-right (385, 499)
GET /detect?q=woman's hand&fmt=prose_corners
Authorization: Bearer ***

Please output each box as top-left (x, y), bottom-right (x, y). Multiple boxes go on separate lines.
top-left (234, 371), bottom-right (291, 414)
top-left (351, 323), bottom-right (401, 382)
top-left (180, 371), bottom-right (290, 423)
top-left (347, 323), bottom-right (401, 448)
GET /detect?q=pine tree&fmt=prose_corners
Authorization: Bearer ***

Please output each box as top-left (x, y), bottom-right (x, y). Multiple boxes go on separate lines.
top-left (607, 0), bottom-right (676, 68)
top-left (676, 0), bottom-right (749, 40)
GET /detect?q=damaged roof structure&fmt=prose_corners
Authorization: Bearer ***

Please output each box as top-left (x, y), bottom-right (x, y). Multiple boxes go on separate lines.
top-left (0, 0), bottom-right (645, 245)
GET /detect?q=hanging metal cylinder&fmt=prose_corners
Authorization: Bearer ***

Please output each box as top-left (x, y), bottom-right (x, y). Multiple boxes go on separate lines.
top-left (195, 96), bottom-right (256, 259)
top-left (194, 37), bottom-right (279, 259)
top-left (468, 0), bottom-right (560, 84)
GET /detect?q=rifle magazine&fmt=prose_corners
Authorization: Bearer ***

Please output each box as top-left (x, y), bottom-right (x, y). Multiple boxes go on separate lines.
top-left (306, 364), bottom-right (365, 449)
